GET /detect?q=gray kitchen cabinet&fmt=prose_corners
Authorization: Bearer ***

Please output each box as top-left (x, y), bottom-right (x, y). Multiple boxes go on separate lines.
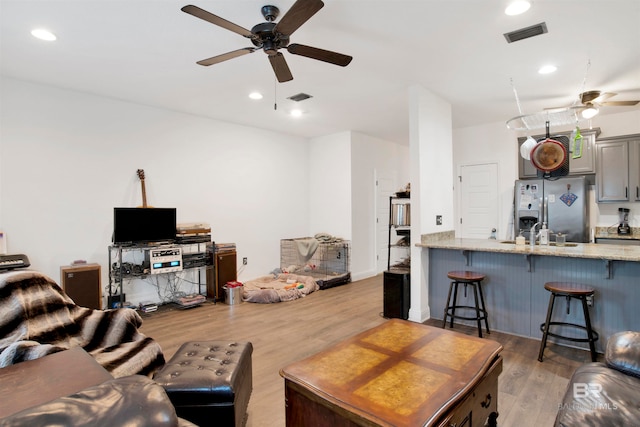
top-left (629, 139), bottom-right (640, 201)
top-left (595, 134), bottom-right (640, 202)
top-left (518, 128), bottom-right (599, 179)
top-left (569, 129), bottom-right (598, 174)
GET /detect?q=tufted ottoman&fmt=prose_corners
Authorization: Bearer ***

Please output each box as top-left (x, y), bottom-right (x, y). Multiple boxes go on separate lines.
top-left (153, 341), bottom-right (253, 427)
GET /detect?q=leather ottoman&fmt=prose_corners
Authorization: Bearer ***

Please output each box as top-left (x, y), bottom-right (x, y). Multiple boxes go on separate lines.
top-left (153, 341), bottom-right (253, 427)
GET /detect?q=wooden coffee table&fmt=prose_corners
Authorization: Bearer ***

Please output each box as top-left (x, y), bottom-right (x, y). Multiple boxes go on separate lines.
top-left (280, 319), bottom-right (503, 427)
top-left (0, 347), bottom-right (113, 418)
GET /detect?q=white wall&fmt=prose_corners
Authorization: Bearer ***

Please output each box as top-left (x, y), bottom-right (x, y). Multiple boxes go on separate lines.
top-left (453, 110), bottom-right (640, 239)
top-left (308, 132), bottom-right (352, 239)
top-left (350, 132), bottom-right (410, 280)
top-left (1, 77), bottom-right (311, 305)
top-left (308, 131), bottom-right (410, 281)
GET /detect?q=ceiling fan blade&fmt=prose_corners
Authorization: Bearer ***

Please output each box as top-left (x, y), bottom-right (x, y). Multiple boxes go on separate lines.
top-left (580, 90), bottom-right (602, 103)
top-left (196, 48), bottom-right (256, 66)
top-left (274, 0), bottom-right (324, 37)
top-left (181, 5), bottom-right (253, 38)
top-left (600, 100), bottom-right (640, 106)
top-left (591, 92), bottom-right (616, 103)
top-left (580, 90), bottom-right (617, 104)
top-left (287, 44), bottom-right (352, 66)
top-left (269, 53), bottom-right (293, 82)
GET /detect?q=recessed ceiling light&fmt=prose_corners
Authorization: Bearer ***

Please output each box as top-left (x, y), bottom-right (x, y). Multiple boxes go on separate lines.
top-left (31, 28), bottom-right (57, 41)
top-left (505, 1), bottom-right (531, 16)
top-left (538, 64), bottom-right (557, 74)
top-left (290, 109), bottom-right (303, 118)
top-left (249, 92), bottom-right (263, 100)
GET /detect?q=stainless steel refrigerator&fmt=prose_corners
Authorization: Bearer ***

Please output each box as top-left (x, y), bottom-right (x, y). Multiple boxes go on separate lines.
top-left (514, 176), bottom-right (589, 243)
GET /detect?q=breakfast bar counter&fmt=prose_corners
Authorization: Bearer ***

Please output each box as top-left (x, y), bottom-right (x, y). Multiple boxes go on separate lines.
top-left (418, 235), bottom-right (640, 353)
top-left (417, 237), bottom-right (640, 262)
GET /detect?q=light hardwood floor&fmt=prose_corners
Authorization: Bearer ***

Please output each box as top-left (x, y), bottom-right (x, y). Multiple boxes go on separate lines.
top-left (140, 274), bottom-right (596, 427)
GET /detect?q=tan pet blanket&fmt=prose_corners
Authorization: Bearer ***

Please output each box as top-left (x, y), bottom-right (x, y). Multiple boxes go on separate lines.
top-left (243, 273), bottom-right (319, 303)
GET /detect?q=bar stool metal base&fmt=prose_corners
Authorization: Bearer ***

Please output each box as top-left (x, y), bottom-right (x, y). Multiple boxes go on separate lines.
top-left (538, 282), bottom-right (599, 362)
top-left (442, 271), bottom-right (490, 338)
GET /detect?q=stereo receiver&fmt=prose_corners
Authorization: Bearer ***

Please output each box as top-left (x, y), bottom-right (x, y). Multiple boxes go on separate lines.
top-left (146, 246), bottom-right (183, 274)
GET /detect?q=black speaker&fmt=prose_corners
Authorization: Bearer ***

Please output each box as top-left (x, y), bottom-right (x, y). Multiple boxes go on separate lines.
top-left (60, 264), bottom-right (102, 309)
top-left (383, 270), bottom-right (410, 320)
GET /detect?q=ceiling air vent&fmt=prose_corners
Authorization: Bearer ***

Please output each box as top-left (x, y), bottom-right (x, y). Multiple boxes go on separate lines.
top-left (287, 93), bottom-right (312, 102)
top-left (504, 22), bottom-right (548, 43)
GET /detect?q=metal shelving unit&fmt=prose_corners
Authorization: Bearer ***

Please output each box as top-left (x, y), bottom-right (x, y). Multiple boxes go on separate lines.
top-left (107, 240), bottom-right (211, 309)
top-left (387, 196), bottom-right (410, 271)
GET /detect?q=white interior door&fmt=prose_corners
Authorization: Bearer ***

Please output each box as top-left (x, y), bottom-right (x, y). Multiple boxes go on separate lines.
top-left (375, 171), bottom-right (396, 273)
top-left (459, 163), bottom-right (499, 239)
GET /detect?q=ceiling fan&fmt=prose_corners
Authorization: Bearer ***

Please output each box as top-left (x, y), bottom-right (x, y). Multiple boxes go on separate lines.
top-left (547, 90), bottom-right (640, 119)
top-left (181, 0), bottom-right (353, 83)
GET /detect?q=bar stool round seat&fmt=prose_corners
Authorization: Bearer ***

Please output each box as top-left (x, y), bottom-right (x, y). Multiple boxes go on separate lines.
top-left (442, 270), bottom-right (490, 338)
top-left (538, 282), bottom-right (599, 362)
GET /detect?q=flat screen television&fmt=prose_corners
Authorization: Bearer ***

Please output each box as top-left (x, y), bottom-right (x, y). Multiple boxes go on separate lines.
top-left (113, 207), bottom-right (177, 245)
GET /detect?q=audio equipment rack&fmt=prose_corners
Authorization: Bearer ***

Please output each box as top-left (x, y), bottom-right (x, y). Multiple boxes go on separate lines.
top-left (108, 240), bottom-right (212, 309)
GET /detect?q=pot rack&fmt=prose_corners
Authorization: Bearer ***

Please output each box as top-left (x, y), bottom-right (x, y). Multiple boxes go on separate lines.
top-left (506, 108), bottom-right (584, 131)
top-left (506, 61), bottom-right (594, 132)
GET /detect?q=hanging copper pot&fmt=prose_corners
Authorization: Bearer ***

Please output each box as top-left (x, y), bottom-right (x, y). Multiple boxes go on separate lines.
top-left (530, 138), bottom-right (567, 172)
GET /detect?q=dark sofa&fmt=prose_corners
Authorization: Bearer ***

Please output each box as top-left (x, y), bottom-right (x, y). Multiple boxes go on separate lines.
top-left (1, 375), bottom-right (198, 427)
top-left (555, 330), bottom-right (640, 426)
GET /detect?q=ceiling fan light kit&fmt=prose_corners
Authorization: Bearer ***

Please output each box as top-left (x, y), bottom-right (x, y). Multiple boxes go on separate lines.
top-left (581, 105), bottom-right (599, 119)
top-left (181, 0), bottom-right (353, 83)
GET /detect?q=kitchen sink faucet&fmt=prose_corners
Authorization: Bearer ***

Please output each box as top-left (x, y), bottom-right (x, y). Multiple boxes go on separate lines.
top-left (530, 222), bottom-right (542, 246)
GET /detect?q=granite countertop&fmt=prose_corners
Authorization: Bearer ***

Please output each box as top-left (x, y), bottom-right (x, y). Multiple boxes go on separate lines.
top-left (594, 226), bottom-right (640, 240)
top-left (417, 232), bottom-right (640, 262)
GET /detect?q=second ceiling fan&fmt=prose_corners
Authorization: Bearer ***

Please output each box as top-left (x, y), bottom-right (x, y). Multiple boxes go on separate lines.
top-left (181, 0), bottom-right (353, 82)
top-left (546, 90), bottom-right (640, 118)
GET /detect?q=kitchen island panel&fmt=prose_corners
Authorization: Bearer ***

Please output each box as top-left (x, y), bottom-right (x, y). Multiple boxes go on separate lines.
top-left (428, 249), bottom-right (533, 338)
top-left (527, 255), bottom-right (638, 353)
top-left (427, 247), bottom-right (640, 354)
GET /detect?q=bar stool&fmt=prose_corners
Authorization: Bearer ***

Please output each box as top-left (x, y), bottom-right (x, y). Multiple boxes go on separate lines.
top-left (442, 271), bottom-right (490, 338)
top-left (538, 282), bottom-right (599, 362)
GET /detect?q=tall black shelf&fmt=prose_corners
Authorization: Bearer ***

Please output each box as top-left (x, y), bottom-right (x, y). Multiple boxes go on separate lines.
top-left (384, 195), bottom-right (410, 320)
top-left (387, 196), bottom-right (410, 271)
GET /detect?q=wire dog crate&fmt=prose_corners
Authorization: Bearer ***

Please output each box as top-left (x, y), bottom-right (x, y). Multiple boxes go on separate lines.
top-left (280, 238), bottom-right (351, 289)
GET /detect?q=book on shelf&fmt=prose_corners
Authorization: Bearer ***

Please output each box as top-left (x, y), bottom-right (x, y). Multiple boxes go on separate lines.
top-left (139, 301), bottom-right (158, 313)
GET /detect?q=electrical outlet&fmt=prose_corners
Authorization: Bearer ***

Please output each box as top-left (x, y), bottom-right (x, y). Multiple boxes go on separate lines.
top-left (436, 215), bottom-right (442, 225)
top-left (242, 257), bottom-right (248, 265)
top-left (586, 294), bottom-right (594, 307)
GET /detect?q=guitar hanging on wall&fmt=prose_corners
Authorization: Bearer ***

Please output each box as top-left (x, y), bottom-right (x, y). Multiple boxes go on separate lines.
top-left (136, 169), bottom-right (152, 208)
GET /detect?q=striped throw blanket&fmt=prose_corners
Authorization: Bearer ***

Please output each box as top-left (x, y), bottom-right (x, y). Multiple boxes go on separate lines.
top-left (0, 270), bottom-right (165, 377)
